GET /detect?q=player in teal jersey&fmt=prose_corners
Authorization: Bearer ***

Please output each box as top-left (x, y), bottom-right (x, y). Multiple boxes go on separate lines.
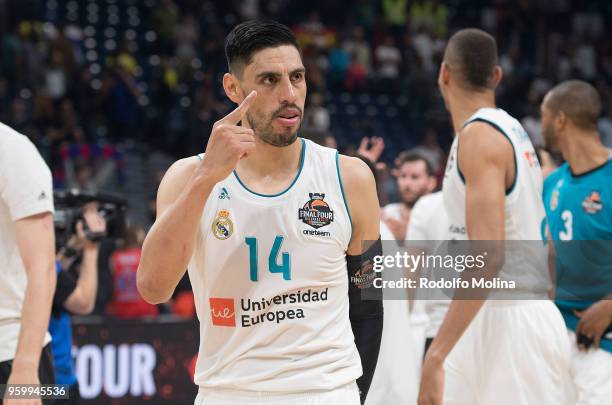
top-left (541, 80), bottom-right (612, 403)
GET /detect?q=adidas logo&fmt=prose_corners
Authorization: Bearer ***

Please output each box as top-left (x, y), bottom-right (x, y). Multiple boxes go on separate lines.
top-left (219, 187), bottom-right (230, 200)
top-left (38, 191), bottom-right (48, 201)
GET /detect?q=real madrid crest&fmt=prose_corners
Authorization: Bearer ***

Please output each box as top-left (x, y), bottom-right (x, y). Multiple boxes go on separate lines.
top-left (212, 210), bottom-right (233, 240)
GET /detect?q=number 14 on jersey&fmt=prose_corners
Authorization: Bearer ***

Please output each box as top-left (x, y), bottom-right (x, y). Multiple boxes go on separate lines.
top-left (245, 236), bottom-right (291, 281)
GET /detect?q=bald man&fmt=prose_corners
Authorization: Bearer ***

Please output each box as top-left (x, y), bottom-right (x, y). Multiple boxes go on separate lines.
top-left (541, 80), bottom-right (612, 405)
top-left (418, 28), bottom-right (573, 405)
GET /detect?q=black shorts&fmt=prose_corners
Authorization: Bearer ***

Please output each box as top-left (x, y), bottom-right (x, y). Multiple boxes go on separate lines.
top-left (0, 343), bottom-right (55, 404)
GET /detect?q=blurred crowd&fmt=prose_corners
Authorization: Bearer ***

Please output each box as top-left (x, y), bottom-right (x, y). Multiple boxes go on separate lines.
top-left (1, 0), bottom-right (612, 319)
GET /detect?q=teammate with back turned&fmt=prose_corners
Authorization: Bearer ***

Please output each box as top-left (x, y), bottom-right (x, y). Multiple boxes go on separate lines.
top-left (136, 20), bottom-right (383, 405)
top-left (540, 80), bottom-right (612, 405)
top-left (417, 28), bottom-right (573, 405)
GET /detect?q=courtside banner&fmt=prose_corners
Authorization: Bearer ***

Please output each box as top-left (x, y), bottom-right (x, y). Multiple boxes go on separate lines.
top-left (360, 240), bottom-right (612, 301)
top-left (72, 316), bottom-right (199, 404)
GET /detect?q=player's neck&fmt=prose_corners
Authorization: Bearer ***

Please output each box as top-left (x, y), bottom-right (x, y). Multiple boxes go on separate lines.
top-left (236, 137), bottom-right (303, 178)
top-left (562, 131), bottom-right (610, 175)
top-left (449, 91), bottom-right (496, 134)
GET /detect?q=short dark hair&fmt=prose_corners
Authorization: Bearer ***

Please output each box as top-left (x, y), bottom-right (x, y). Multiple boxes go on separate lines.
top-left (395, 151), bottom-right (435, 177)
top-left (444, 28), bottom-right (498, 91)
top-left (224, 20), bottom-right (300, 76)
top-left (545, 80), bottom-right (601, 131)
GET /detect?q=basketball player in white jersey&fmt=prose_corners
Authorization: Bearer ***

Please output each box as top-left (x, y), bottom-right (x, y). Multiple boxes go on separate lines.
top-left (137, 21), bottom-right (383, 405)
top-left (418, 29), bottom-right (573, 405)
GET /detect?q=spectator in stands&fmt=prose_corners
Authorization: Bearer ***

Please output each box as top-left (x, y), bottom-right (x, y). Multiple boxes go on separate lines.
top-left (410, 0), bottom-right (449, 38)
top-left (303, 92), bottom-right (330, 131)
top-left (152, 0), bottom-right (180, 55)
top-left (45, 50), bottom-right (69, 101)
top-left (375, 35), bottom-right (402, 84)
top-left (382, 0), bottom-right (408, 40)
top-left (599, 104), bottom-right (612, 148)
top-left (106, 225), bottom-right (159, 319)
top-left (411, 26), bottom-right (444, 73)
top-left (51, 203), bottom-right (106, 404)
top-left (410, 128), bottom-right (445, 173)
top-left (346, 52), bottom-right (368, 91)
top-left (328, 42), bottom-right (351, 90)
top-left (101, 63), bottom-right (141, 141)
top-left (301, 128), bottom-right (337, 150)
top-left (342, 27), bottom-right (372, 75)
top-left (175, 14), bottom-right (199, 65)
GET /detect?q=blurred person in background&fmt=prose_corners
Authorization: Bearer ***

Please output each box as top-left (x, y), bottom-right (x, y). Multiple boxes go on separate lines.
top-left (382, 151), bottom-right (437, 243)
top-left (107, 225), bottom-right (158, 319)
top-left (0, 122), bottom-right (56, 405)
top-left (535, 146), bottom-right (559, 179)
top-left (50, 203), bottom-right (107, 404)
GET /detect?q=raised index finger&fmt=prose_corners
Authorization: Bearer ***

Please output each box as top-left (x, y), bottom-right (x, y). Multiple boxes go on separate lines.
top-left (221, 90), bottom-right (257, 124)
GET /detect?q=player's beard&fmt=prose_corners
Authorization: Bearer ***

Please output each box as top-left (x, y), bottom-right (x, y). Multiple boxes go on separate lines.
top-left (246, 106), bottom-right (302, 147)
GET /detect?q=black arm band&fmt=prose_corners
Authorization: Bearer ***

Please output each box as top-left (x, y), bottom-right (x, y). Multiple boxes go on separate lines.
top-left (347, 237), bottom-right (384, 403)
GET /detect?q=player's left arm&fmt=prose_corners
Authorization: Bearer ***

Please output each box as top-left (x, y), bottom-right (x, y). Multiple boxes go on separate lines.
top-left (339, 155), bottom-right (383, 403)
top-left (419, 123), bottom-right (511, 405)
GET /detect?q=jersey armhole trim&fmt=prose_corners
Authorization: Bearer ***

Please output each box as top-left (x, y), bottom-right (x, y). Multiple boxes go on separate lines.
top-left (463, 118), bottom-right (518, 196)
top-left (197, 153), bottom-right (204, 161)
top-left (335, 151), bottom-right (354, 233)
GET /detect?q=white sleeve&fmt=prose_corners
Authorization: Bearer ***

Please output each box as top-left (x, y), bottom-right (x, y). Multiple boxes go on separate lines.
top-left (407, 198), bottom-right (428, 241)
top-left (0, 135), bottom-right (54, 220)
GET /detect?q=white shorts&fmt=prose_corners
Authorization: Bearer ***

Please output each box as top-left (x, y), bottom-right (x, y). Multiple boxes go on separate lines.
top-left (194, 382), bottom-right (360, 405)
top-left (443, 300), bottom-right (574, 405)
top-left (567, 330), bottom-right (612, 405)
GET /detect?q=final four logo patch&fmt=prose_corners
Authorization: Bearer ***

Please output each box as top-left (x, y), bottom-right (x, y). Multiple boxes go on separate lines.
top-left (582, 191), bottom-right (603, 214)
top-left (212, 210), bottom-right (233, 239)
top-left (298, 193), bottom-right (334, 229)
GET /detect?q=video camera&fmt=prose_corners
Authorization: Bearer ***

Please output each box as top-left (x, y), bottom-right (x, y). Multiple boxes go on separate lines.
top-left (54, 189), bottom-right (128, 250)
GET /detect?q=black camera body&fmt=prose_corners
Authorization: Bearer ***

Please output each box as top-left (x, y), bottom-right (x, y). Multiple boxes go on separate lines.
top-left (54, 189), bottom-right (128, 250)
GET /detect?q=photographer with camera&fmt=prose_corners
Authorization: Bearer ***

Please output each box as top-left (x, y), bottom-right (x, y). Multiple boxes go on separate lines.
top-left (49, 202), bottom-right (106, 405)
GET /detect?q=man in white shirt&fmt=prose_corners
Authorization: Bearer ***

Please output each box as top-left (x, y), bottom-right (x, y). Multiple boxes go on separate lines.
top-left (406, 191), bottom-right (449, 355)
top-left (382, 151), bottom-right (437, 242)
top-left (0, 122), bottom-right (57, 405)
top-left (368, 152), bottom-right (437, 405)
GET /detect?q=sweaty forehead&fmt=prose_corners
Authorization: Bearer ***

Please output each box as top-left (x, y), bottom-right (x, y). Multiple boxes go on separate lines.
top-left (244, 45), bottom-right (304, 76)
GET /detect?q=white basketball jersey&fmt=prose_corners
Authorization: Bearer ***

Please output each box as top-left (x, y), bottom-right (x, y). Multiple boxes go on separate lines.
top-left (188, 138), bottom-right (361, 392)
top-left (443, 108), bottom-right (545, 241)
top-left (442, 108), bottom-right (549, 296)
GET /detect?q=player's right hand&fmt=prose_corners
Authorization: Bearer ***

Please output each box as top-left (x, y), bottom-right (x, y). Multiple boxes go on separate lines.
top-left (198, 90), bottom-right (257, 183)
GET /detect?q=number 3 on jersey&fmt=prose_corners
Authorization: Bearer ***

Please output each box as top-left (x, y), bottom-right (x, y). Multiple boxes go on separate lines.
top-left (559, 210), bottom-right (573, 241)
top-left (245, 236), bottom-right (291, 281)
